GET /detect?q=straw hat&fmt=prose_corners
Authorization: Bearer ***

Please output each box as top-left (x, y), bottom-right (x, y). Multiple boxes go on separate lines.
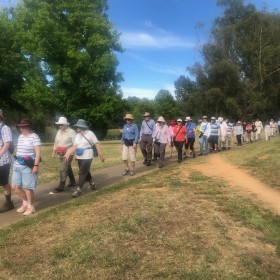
top-left (55, 117), bottom-right (69, 125)
top-left (202, 115), bottom-right (207, 119)
top-left (143, 112), bottom-right (150, 117)
top-left (185, 116), bottom-right (192, 121)
top-left (177, 118), bottom-right (183, 122)
top-left (123, 114), bottom-right (134, 120)
top-left (157, 116), bottom-right (165, 122)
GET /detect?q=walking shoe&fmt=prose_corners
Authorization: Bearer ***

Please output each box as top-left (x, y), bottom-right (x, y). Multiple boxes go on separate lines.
top-left (152, 158), bottom-right (158, 161)
top-left (122, 169), bottom-right (130, 176)
top-left (88, 182), bottom-right (96, 191)
top-left (23, 206), bottom-right (35, 216)
top-left (146, 161), bottom-right (151, 166)
top-left (66, 182), bottom-right (76, 188)
top-left (129, 170), bottom-right (136, 176)
top-left (17, 204), bottom-right (28, 213)
top-left (177, 159), bottom-right (182, 163)
top-left (54, 187), bottom-right (64, 193)
top-left (143, 159), bottom-right (147, 165)
top-left (0, 201), bottom-right (15, 213)
top-left (72, 187), bottom-right (82, 198)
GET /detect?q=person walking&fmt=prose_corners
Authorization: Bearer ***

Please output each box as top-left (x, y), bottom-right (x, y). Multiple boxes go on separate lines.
top-left (234, 121), bottom-right (243, 146)
top-left (264, 121), bottom-right (271, 141)
top-left (52, 117), bottom-right (76, 192)
top-left (199, 116), bottom-right (210, 156)
top-left (168, 120), bottom-right (176, 157)
top-left (173, 118), bottom-right (186, 163)
top-left (12, 120), bottom-right (41, 215)
top-left (217, 117), bottom-right (224, 151)
top-left (0, 109), bottom-right (14, 213)
top-left (219, 117), bottom-right (228, 151)
top-left (208, 117), bottom-right (220, 152)
top-left (65, 119), bottom-right (105, 198)
top-left (184, 116), bottom-right (196, 158)
top-left (152, 116), bottom-right (171, 168)
top-left (139, 112), bottom-right (155, 166)
top-left (225, 120), bottom-right (233, 150)
top-left (255, 118), bottom-right (263, 140)
top-left (121, 114), bottom-right (139, 176)
top-left (245, 122), bottom-right (253, 143)
top-left (278, 118), bottom-right (280, 135)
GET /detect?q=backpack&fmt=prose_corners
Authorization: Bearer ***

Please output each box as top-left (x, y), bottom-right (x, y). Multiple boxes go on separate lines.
top-left (0, 123), bottom-right (15, 154)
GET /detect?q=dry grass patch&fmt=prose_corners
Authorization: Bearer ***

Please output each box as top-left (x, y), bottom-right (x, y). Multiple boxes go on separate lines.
top-left (0, 166), bottom-right (280, 279)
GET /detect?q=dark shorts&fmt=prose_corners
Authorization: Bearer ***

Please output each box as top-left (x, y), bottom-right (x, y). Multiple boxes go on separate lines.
top-left (0, 163), bottom-right (11, 186)
top-left (208, 135), bottom-right (218, 144)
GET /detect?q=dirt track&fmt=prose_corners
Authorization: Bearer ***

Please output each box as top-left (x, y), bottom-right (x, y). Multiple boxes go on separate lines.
top-left (191, 154), bottom-right (280, 215)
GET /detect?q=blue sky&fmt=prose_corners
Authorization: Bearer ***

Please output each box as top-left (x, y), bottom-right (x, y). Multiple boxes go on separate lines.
top-left (1, 0), bottom-right (280, 99)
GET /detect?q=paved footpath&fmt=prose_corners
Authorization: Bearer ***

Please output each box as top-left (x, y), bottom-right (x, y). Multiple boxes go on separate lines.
top-left (0, 157), bottom-right (178, 228)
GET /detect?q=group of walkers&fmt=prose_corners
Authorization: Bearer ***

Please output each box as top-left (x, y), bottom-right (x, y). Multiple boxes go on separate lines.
top-left (0, 108), bottom-right (279, 216)
top-left (0, 111), bottom-right (105, 215)
top-left (120, 112), bottom-right (280, 174)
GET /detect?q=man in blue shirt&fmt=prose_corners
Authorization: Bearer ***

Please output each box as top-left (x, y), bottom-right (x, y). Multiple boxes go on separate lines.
top-left (121, 114), bottom-right (139, 176)
top-left (208, 117), bottom-right (221, 152)
top-left (184, 116), bottom-right (196, 158)
top-left (139, 112), bottom-right (155, 166)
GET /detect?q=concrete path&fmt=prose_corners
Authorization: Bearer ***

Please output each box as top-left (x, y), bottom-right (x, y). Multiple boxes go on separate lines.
top-left (0, 157), bottom-right (178, 228)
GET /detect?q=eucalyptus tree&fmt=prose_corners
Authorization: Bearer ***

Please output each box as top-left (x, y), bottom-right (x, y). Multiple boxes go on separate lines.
top-left (14, 0), bottom-right (124, 137)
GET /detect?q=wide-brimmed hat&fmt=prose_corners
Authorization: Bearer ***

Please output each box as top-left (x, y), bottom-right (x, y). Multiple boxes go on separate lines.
top-left (218, 117), bottom-right (223, 122)
top-left (202, 115), bottom-right (207, 119)
top-left (211, 117), bottom-right (216, 121)
top-left (237, 121), bottom-right (242, 124)
top-left (16, 119), bottom-right (32, 128)
top-left (0, 109), bottom-right (4, 120)
top-left (123, 114), bottom-right (134, 120)
top-left (157, 116), bottom-right (165, 122)
top-left (185, 116), bottom-right (192, 121)
top-left (55, 117), bottom-right (69, 125)
top-left (143, 112), bottom-right (150, 117)
top-left (177, 118), bottom-right (183, 122)
top-left (73, 119), bottom-right (89, 129)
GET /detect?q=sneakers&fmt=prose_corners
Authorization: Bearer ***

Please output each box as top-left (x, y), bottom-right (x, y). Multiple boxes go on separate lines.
top-left (88, 182), bottom-right (96, 191)
top-left (122, 169), bottom-right (130, 176)
top-left (54, 187), bottom-right (64, 193)
top-left (0, 201), bottom-right (15, 213)
top-left (72, 187), bottom-right (82, 198)
top-left (146, 161), bottom-right (151, 166)
top-left (17, 204), bottom-right (28, 213)
top-left (129, 170), bottom-right (136, 176)
top-left (23, 206), bottom-right (35, 216)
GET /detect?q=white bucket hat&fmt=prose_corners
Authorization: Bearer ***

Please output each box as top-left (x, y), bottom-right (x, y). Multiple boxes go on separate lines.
top-left (218, 117), bottom-right (223, 122)
top-left (157, 116), bottom-right (165, 122)
top-left (185, 116), bottom-right (192, 121)
top-left (55, 117), bottom-right (69, 125)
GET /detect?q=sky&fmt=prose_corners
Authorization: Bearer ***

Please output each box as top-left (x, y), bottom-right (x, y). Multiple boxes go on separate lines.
top-left (1, 0), bottom-right (280, 100)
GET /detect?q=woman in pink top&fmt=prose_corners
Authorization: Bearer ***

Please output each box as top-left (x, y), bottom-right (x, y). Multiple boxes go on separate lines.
top-left (168, 120), bottom-right (176, 157)
top-left (152, 116), bottom-right (171, 168)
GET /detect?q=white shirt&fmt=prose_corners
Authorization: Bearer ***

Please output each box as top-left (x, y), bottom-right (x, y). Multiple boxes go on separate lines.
top-left (74, 130), bottom-right (98, 159)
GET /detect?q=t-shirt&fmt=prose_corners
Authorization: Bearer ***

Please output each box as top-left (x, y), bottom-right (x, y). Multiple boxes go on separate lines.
top-left (186, 122), bottom-right (196, 139)
top-left (210, 122), bottom-right (220, 136)
top-left (14, 133), bottom-right (41, 167)
top-left (74, 130), bottom-right (99, 160)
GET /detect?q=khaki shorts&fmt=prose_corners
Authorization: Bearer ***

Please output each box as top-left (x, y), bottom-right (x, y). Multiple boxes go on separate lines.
top-left (122, 145), bottom-right (136, 161)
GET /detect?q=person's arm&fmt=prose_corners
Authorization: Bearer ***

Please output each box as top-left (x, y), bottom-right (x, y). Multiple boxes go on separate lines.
top-left (32, 145), bottom-right (41, 174)
top-left (0, 142), bottom-right (10, 158)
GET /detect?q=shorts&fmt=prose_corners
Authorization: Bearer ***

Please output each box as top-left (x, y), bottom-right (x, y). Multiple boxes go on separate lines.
top-left (122, 145), bottom-right (136, 162)
top-left (12, 165), bottom-right (38, 190)
top-left (208, 135), bottom-right (218, 144)
top-left (0, 163), bottom-right (11, 186)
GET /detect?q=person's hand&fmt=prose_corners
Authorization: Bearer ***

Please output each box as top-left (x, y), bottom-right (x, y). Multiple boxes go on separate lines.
top-left (32, 165), bottom-right (39, 174)
top-left (133, 143), bottom-right (137, 150)
top-left (99, 155), bottom-right (105, 162)
top-left (51, 151), bottom-right (55, 159)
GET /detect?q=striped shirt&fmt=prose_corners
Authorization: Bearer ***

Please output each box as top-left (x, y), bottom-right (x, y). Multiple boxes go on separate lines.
top-left (14, 133), bottom-right (41, 167)
top-left (209, 122), bottom-right (220, 136)
top-left (0, 123), bottom-right (13, 166)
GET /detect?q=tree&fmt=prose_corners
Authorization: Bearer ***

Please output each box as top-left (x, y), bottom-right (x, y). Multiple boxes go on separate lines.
top-left (13, 0), bottom-right (124, 137)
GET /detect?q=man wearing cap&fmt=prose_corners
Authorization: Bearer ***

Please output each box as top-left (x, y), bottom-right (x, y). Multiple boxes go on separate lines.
top-left (121, 114), bottom-right (139, 175)
top-left (184, 116), bottom-right (196, 158)
top-left (52, 117), bottom-right (76, 192)
top-left (139, 112), bottom-right (155, 166)
top-left (0, 109), bottom-right (14, 212)
top-left (199, 116), bottom-right (210, 156)
top-left (208, 117), bottom-right (221, 152)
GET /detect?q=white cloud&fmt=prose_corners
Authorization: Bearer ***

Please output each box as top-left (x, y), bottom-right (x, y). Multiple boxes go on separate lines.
top-left (121, 31), bottom-right (195, 49)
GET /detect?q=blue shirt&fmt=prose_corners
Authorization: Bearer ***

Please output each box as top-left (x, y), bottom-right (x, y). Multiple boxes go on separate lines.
top-left (186, 122), bottom-right (196, 139)
top-left (140, 119), bottom-right (155, 137)
top-left (210, 122), bottom-right (220, 136)
top-left (121, 123), bottom-right (139, 144)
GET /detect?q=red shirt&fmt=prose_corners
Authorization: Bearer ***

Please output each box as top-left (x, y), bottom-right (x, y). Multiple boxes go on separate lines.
top-left (173, 125), bottom-right (186, 142)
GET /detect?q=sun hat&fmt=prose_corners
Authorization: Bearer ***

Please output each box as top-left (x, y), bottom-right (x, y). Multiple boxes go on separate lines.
top-left (143, 112), bottom-right (150, 117)
top-left (16, 119), bottom-right (32, 128)
top-left (218, 117), bottom-right (223, 122)
top-left (55, 117), bottom-right (69, 125)
top-left (0, 109), bottom-right (4, 120)
top-left (185, 116), bottom-right (192, 121)
top-left (123, 113), bottom-right (134, 120)
top-left (177, 118), bottom-right (182, 122)
top-left (202, 115), bottom-right (207, 119)
top-left (73, 119), bottom-right (89, 129)
top-left (169, 120), bottom-right (176, 125)
top-left (157, 116), bottom-right (165, 122)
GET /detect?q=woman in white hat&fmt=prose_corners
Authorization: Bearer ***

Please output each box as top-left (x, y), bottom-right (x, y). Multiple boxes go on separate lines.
top-left (65, 119), bottom-right (105, 197)
top-left (152, 116), bottom-right (171, 168)
top-left (52, 117), bottom-right (76, 192)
